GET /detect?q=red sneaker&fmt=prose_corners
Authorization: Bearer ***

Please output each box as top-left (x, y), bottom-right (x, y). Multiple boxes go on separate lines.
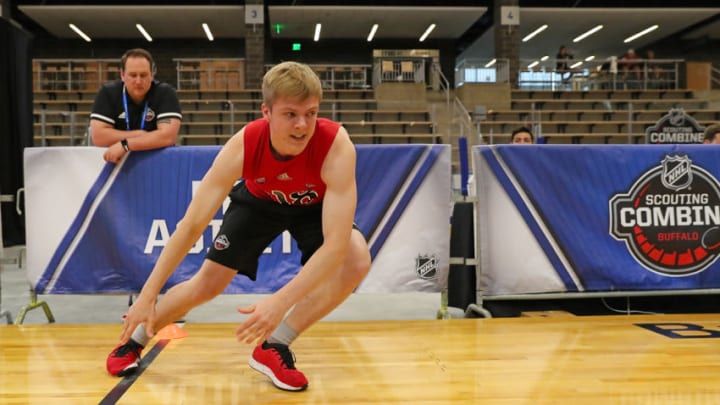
top-left (249, 342), bottom-right (308, 391)
top-left (106, 340), bottom-right (143, 377)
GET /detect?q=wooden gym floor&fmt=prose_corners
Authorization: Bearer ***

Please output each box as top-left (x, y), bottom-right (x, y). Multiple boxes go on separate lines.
top-left (2, 313), bottom-right (720, 404)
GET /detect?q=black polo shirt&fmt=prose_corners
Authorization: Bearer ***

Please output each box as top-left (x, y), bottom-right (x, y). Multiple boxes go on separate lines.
top-left (90, 80), bottom-right (182, 131)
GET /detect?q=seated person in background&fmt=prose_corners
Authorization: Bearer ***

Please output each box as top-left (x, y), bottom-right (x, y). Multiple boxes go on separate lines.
top-left (703, 125), bottom-right (720, 144)
top-left (644, 49), bottom-right (662, 87)
top-left (555, 45), bottom-right (573, 72)
top-left (555, 45), bottom-right (574, 80)
top-left (90, 48), bottom-right (183, 164)
top-left (511, 126), bottom-right (534, 144)
top-left (620, 48), bottom-right (642, 83)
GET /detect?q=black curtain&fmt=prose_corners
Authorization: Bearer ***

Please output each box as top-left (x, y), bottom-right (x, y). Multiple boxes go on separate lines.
top-left (0, 17), bottom-right (33, 247)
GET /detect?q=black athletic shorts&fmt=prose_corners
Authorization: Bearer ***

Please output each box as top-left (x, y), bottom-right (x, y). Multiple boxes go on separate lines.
top-left (206, 181), bottom-right (326, 281)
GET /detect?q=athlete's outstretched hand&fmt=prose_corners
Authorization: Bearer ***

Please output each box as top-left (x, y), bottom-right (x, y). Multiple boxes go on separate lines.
top-left (236, 296), bottom-right (288, 345)
top-left (120, 294), bottom-right (157, 344)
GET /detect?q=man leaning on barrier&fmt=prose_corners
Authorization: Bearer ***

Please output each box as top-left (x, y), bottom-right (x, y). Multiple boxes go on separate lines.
top-left (89, 48), bottom-right (183, 164)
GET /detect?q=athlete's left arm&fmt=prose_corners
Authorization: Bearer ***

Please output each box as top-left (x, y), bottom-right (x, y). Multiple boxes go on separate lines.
top-left (275, 127), bottom-right (357, 305)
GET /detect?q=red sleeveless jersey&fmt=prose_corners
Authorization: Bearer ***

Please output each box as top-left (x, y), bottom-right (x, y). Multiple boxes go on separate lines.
top-left (242, 117), bottom-right (340, 205)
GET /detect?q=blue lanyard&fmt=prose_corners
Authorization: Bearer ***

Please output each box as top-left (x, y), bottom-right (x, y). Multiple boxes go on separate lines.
top-left (123, 85), bottom-right (149, 131)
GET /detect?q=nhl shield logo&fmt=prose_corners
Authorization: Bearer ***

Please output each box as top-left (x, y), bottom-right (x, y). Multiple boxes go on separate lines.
top-left (415, 254), bottom-right (439, 280)
top-left (214, 234), bottom-right (230, 250)
top-left (609, 153), bottom-right (720, 276)
top-left (668, 108), bottom-right (686, 126)
top-left (661, 155), bottom-right (692, 191)
top-left (145, 108), bottom-right (156, 122)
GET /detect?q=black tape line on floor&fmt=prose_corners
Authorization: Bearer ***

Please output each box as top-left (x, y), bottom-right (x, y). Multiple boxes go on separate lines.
top-left (98, 339), bottom-right (170, 405)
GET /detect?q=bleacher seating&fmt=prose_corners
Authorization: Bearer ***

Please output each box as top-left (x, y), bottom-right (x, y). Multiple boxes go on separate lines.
top-left (483, 89), bottom-right (717, 144)
top-left (32, 87), bottom-right (440, 147)
top-left (34, 71), bottom-right (720, 149)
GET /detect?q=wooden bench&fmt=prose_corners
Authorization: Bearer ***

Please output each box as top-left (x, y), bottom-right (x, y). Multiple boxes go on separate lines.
top-left (33, 89), bottom-right (98, 101)
top-left (178, 120), bottom-right (435, 136)
top-left (180, 109), bottom-right (430, 124)
top-left (321, 99), bottom-right (378, 110)
top-left (176, 89), bottom-right (374, 102)
top-left (480, 132), bottom-right (646, 145)
top-left (33, 135), bottom-right (85, 146)
top-left (179, 98), bottom-right (380, 112)
top-left (182, 109), bottom-right (260, 123)
top-left (332, 109), bottom-right (430, 122)
top-left (33, 110), bottom-right (90, 124)
top-left (33, 121), bottom-right (88, 137)
top-left (510, 98), bottom-right (708, 111)
top-left (180, 121), bottom-right (244, 136)
top-left (33, 99), bottom-right (94, 111)
top-left (350, 132), bottom-right (442, 144)
top-left (482, 119), bottom-right (716, 139)
top-left (179, 134), bottom-right (232, 145)
top-left (340, 120), bottom-right (435, 135)
top-left (180, 99), bottom-right (259, 111)
top-left (632, 109), bottom-right (720, 121)
top-left (511, 89), bottom-right (695, 101)
top-left (486, 108), bottom-right (720, 122)
top-left (322, 89), bottom-right (374, 100)
top-left (176, 89), bottom-right (262, 101)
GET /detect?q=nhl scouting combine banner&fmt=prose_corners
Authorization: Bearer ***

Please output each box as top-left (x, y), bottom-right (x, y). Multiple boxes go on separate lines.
top-left (474, 144), bottom-right (720, 297)
top-left (24, 145), bottom-right (450, 294)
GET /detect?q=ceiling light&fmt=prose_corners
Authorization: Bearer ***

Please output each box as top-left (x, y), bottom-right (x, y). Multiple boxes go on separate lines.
top-left (68, 23), bottom-right (91, 42)
top-left (624, 25), bottom-right (659, 43)
top-left (419, 24), bottom-right (436, 42)
top-left (136, 24), bottom-right (153, 42)
top-left (573, 24), bottom-right (603, 43)
top-left (485, 59), bottom-right (497, 68)
top-left (528, 61), bottom-right (539, 68)
top-left (584, 56), bottom-right (595, 62)
top-left (522, 24), bottom-right (548, 42)
top-left (570, 61), bottom-right (583, 69)
top-left (314, 23), bottom-right (321, 42)
top-left (540, 55), bottom-right (549, 61)
top-left (367, 24), bottom-right (379, 42)
top-left (202, 23), bottom-right (214, 41)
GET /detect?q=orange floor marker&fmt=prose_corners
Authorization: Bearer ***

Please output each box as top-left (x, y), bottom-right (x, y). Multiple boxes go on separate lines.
top-left (155, 323), bottom-right (188, 340)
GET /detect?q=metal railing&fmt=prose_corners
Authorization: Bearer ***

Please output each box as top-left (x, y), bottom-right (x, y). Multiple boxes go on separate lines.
top-left (455, 58), bottom-right (511, 87)
top-left (453, 97), bottom-right (477, 142)
top-left (174, 58), bottom-right (245, 91)
top-left (431, 62), bottom-right (450, 111)
top-left (454, 57), bottom-right (682, 91)
top-left (372, 58), bottom-right (427, 87)
top-left (711, 65), bottom-right (720, 88)
top-left (34, 110), bottom-right (88, 146)
top-left (309, 64), bottom-right (372, 90)
top-left (33, 59), bottom-right (118, 92)
top-left (517, 57), bottom-right (682, 91)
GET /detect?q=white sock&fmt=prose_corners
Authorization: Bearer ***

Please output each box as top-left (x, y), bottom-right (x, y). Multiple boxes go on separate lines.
top-left (130, 324), bottom-right (151, 347)
top-left (267, 321), bottom-right (298, 346)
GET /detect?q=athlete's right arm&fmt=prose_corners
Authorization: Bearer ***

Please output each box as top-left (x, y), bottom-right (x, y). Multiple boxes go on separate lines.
top-left (143, 127), bottom-right (247, 296)
top-left (119, 128), bottom-right (247, 343)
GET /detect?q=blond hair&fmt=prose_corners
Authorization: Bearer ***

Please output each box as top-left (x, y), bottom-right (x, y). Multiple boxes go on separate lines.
top-left (262, 61), bottom-right (323, 107)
